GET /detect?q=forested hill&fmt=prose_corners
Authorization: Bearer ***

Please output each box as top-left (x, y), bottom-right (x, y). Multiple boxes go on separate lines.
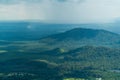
top-left (40, 28), bottom-right (120, 49)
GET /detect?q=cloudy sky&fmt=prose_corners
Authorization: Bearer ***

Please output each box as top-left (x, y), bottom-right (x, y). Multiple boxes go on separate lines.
top-left (0, 0), bottom-right (120, 23)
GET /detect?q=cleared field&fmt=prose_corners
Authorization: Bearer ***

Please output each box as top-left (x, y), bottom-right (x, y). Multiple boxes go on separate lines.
top-left (0, 50), bottom-right (7, 53)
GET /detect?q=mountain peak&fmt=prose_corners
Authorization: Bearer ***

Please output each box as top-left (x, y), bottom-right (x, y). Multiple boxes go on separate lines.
top-left (47, 28), bottom-right (119, 41)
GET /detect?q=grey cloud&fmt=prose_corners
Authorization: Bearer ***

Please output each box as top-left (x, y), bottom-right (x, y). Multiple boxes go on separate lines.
top-left (0, 0), bottom-right (85, 5)
top-left (0, 0), bottom-right (19, 4)
top-left (52, 0), bottom-right (85, 3)
top-left (0, 0), bottom-right (42, 4)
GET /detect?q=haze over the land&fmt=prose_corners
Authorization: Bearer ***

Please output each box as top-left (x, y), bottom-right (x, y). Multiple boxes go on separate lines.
top-left (0, 0), bottom-right (120, 33)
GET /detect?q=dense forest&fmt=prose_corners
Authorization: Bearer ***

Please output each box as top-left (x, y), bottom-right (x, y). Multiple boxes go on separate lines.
top-left (0, 27), bottom-right (120, 80)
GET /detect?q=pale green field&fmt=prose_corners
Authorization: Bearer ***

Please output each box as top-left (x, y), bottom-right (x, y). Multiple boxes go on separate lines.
top-left (64, 78), bottom-right (85, 80)
top-left (0, 50), bottom-right (8, 53)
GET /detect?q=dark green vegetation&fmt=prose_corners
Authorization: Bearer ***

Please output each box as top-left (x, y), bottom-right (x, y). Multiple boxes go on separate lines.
top-left (40, 28), bottom-right (120, 50)
top-left (0, 25), bottom-right (120, 80)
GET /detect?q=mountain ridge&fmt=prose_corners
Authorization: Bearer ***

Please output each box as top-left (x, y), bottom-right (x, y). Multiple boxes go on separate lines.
top-left (40, 27), bottom-right (120, 49)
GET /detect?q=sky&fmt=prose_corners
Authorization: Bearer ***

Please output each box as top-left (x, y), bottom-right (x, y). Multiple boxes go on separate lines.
top-left (1, 0), bottom-right (120, 23)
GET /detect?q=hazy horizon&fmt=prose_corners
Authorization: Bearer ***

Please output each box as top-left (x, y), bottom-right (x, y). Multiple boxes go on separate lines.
top-left (0, 0), bottom-right (120, 24)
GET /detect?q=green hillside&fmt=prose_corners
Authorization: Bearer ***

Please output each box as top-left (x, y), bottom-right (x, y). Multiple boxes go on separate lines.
top-left (40, 28), bottom-right (120, 50)
top-left (0, 28), bottom-right (120, 80)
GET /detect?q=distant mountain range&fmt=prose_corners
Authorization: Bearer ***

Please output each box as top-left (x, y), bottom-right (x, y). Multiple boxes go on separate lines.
top-left (0, 22), bottom-right (75, 41)
top-left (1, 22), bottom-right (120, 41)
